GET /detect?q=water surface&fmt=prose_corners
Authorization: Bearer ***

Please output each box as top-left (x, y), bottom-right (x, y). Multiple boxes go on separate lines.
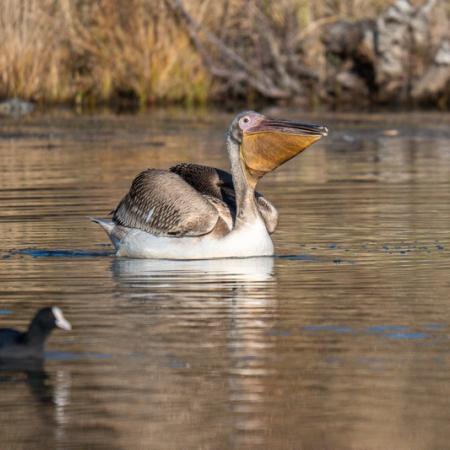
top-left (0, 109), bottom-right (449, 449)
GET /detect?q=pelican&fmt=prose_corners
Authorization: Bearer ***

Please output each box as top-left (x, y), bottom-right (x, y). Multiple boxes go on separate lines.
top-left (93, 111), bottom-right (327, 259)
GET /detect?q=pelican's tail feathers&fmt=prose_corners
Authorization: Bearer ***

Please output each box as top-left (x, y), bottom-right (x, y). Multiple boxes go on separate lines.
top-left (90, 217), bottom-right (128, 251)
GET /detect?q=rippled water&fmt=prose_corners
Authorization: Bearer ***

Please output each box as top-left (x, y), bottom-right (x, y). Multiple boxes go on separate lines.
top-left (0, 109), bottom-right (449, 449)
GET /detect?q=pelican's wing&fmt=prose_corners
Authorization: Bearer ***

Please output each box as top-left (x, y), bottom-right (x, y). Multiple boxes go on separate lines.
top-left (170, 163), bottom-right (233, 199)
top-left (171, 163), bottom-right (278, 234)
top-left (112, 169), bottom-right (220, 237)
top-left (255, 195), bottom-right (278, 234)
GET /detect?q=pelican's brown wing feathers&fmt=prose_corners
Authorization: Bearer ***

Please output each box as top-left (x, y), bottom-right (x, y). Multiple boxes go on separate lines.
top-left (170, 163), bottom-right (233, 198)
top-left (112, 169), bottom-right (220, 237)
top-left (170, 163), bottom-right (279, 234)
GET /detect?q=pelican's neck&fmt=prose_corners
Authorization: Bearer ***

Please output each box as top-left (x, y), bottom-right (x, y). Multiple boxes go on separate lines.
top-left (227, 136), bottom-right (259, 227)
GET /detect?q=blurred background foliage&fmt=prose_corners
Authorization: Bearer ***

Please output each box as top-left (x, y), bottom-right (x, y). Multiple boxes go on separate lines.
top-left (0, 0), bottom-right (448, 108)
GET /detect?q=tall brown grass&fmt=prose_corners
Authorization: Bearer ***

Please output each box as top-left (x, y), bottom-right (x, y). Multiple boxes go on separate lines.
top-left (0, 0), bottom-right (394, 105)
top-left (61, 0), bottom-right (210, 105)
top-left (0, 0), bottom-right (70, 102)
top-left (0, 0), bottom-right (210, 104)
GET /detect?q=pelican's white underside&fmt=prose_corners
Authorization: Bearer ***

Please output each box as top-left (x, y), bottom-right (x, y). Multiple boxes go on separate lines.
top-left (95, 218), bottom-right (274, 259)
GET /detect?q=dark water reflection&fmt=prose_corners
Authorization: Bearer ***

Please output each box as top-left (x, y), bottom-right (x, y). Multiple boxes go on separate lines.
top-left (0, 109), bottom-right (450, 449)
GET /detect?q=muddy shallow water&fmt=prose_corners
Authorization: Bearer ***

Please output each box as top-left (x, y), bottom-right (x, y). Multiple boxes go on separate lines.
top-left (0, 109), bottom-right (449, 450)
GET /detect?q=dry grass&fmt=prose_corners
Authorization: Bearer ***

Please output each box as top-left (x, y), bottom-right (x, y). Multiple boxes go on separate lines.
top-left (0, 0), bottom-right (210, 105)
top-left (0, 0), bottom-right (71, 101)
top-left (0, 0), bottom-right (407, 105)
top-left (61, 0), bottom-right (210, 105)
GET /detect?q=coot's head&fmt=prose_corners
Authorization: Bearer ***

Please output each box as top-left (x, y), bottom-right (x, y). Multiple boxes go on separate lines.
top-left (31, 307), bottom-right (72, 332)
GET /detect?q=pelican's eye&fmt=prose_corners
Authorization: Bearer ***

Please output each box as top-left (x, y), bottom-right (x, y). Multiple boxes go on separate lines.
top-left (239, 116), bottom-right (252, 129)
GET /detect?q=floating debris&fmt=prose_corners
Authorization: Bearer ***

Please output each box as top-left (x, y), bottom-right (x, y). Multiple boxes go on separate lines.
top-left (383, 129), bottom-right (399, 136)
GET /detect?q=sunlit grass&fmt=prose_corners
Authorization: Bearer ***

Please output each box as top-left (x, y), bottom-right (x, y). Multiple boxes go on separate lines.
top-left (0, 0), bottom-right (395, 105)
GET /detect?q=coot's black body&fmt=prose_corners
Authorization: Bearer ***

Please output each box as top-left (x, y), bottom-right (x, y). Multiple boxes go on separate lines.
top-left (0, 307), bottom-right (71, 359)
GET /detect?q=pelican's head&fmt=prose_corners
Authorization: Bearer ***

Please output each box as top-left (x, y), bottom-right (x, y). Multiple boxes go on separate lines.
top-left (228, 111), bottom-right (328, 187)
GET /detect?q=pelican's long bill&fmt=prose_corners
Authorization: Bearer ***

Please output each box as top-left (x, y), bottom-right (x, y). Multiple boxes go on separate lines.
top-left (241, 118), bottom-right (328, 182)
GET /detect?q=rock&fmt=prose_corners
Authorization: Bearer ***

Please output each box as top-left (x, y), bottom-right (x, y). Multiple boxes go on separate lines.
top-left (322, 21), bottom-right (365, 57)
top-left (412, 40), bottom-right (450, 102)
top-left (375, 0), bottom-right (447, 102)
top-left (435, 41), bottom-right (450, 65)
top-left (336, 71), bottom-right (370, 95)
top-left (0, 98), bottom-right (35, 118)
top-left (321, 0), bottom-right (448, 105)
top-left (376, 0), bottom-right (415, 84)
top-left (322, 19), bottom-right (377, 101)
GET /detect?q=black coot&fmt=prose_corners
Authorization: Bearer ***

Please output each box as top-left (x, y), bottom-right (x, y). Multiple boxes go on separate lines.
top-left (0, 307), bottom-right (71, 359)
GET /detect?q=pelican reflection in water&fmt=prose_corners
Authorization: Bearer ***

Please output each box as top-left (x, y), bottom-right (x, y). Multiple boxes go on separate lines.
top-left (112, 256), bottom-right (277, 446)
top-left (93, 111), bottom-right (327, 259)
